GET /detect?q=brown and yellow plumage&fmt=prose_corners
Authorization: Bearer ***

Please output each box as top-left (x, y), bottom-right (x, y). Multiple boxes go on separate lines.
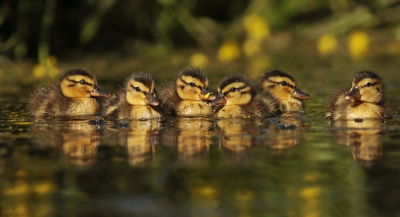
top-left (28, 68), bottom-right (109, 117)
top-left (158, 68), bottom-right (215, 117)
top-left (103, 72), bottom-right (162, 120)
top-left (326, 71), bottom-right (392, 120)
top-left (211, 74), bottom-right (280, 118)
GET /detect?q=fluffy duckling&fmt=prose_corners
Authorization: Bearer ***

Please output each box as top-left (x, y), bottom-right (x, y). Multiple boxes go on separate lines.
top-left (257, 69), bottom-right (310, 112)
top-left (103, 72), bottom-right (162, 120)
top-left (29, 68), bottom-right (109, 117)
top-left (326, 71), bottom-right (392, 120)
top-left (210, 74), bottom-right (280, 118)
top-left (158, 68), bottom-right (216, 117)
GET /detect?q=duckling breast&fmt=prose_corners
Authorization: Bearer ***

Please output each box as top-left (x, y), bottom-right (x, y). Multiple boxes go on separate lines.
top-left (345, 103), bottom-right (382, 120)
top-left (67, 98), bottom-right (100, 116)
top-left (125, 106), bottom-right (161, 120)
top-left (176, 100), bottom-right (213, 117)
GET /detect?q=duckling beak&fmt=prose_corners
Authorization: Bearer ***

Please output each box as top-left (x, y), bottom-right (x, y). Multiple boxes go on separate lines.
top-left (145, 93), bottom-right (159, 106)
top-left (292, 88), bottom-right (310, 100)
top-left (345, 87), bottom-right (361, 100)
top-left (201, 88), bottom-right (216, 100)
top-left (209, 93), bottom-right (227, 106)
top-left (90, 86), bottom-right (109, 97)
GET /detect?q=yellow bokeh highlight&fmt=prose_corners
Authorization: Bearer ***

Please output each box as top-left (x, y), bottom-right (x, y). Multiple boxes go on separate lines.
top-left (190, 52), bottom-right (209, 68)
top-left (247, 55), bottom-right (270, 77)
top-left (218, 39), bottom-right (240, 62)
top-left (348, 30), bottom-right (369, 60)
top-left (317, 34), bottom-right (337, 56)
top-left (3, 180), bottom-right (29, 195)
top-left (192, 186), bottom-right (218, 197)
top-left (33, 56), bottom-right (60, 78)
top-left (243, 15), bottom-right (270, 40)
top-left (243, 39), bottom-right (262, 56)
top-left (300, 186), bottom-right (321, 217)
top-left (33, 181), bottom-right (55, 194)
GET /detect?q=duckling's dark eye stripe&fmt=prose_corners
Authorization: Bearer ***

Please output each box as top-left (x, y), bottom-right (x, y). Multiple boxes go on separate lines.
top-left (130, 85), bottom-right (148, 93)
top-left (179, 77), bottom-right (202, 90)
top-left (267, 80), bottom-right (295, 89)
top-left (362, 82), bottom-right (377, 87)
top-left (67, 78), bottom-right (93, 86)
top-left (224, 85), bottom-right (246, 94)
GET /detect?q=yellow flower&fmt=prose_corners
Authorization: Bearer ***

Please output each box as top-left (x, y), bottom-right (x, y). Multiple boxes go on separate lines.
top-left (218, 39), bottom-right (240, 62)
top-left (190, 52), bottom-right (209, 68)
top-left (243, 38), bottom-right (262, 56)
top-left (348, 30), bottom-right (369, 60)
top-left (247, 55), bottom-right (270, 77)
top-left (243, 15), bottom-right (270, 40)
top-left (32, 56), bottom-right (60, 78)
top-left (317, 34), bottom-right (337, 56)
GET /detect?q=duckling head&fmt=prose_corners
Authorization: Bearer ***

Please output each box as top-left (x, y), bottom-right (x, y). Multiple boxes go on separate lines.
top-left (345, 71), bottom-right (382, 104)
top-left (125, 72), bottom-right (159, 106)
top-left (211, 74), bottom-right (255, 106)
top-left (60, 68), bottom-right (109, 98)
top-left (261, 69), bottom-right (310, 101)
top-left (176, 68), bottom-right (216, 101)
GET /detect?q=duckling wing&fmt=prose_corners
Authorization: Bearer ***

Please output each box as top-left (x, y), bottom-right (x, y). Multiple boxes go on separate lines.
top-left (29, 85), bottom-right (69, 117)
top-left (379, 101), bottom-right (393, 119)
top-left (158, 81), bottom-right (179, 117)
top-left (325, 87), bottom-right (350, 120)
top-left (246, 92), bottom-right (280, 117)
top-left (103, 91), bottom-right (124, 118)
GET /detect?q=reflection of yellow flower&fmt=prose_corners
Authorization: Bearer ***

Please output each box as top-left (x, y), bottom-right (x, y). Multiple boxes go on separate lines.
top-left (243, 15), bottom-right (270, 40)
top-left (33, 56), bottom-right (60, 78)
top-left (317, 34), bottom-right (337, 56)
top-left (348, 30), bottom-right (369, 60)
top-left (190, 52), bottom-right (209, 68)
top-left (218, 39), bottom-right (240, 62)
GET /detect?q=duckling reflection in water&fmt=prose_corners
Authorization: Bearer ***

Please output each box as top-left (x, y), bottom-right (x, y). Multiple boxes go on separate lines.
top-left (158, 68), bottom-right (216, 117)
top-left (103, 72), bottom-right (162, 120)
top-left (29, 68), bottom-right (109, 117)
top-left (32, 120), bottom-right (101, 166)
top-left (216, 118), bottom-right (259, 162)
top-left (160, 118), bottom-right (212, 164)
top-left (117, 120), bottom-right (159, 166)
top-left (257, 69), bottom-right (310, 112)
top-left (326, 71), bottom-right (392, 120)
top-left (330, 119), bottom-right (383, 164)
top-left (211, 74), bottom-right (280, 118)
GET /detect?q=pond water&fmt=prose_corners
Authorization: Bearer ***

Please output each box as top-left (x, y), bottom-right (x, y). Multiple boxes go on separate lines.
top-left (1, 60), bottom-right (400, 217)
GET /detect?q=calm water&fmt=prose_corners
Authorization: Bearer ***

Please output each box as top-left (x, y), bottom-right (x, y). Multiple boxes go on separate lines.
top-left (1, 71), bottom-right (400, 217)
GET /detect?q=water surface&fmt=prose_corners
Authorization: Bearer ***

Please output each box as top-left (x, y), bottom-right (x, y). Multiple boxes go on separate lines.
top-left (1, 72), bottom-right (400, 217)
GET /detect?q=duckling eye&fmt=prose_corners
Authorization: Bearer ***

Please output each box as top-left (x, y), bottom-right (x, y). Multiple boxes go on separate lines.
top-left (188, 82), bottom-right (196, 87)
top-left (79, 79), bottom-right (86, 85)
top-left (279, 81), bottom-right (288, 86)
top-left (365, 82), bottom-right (372, 87)
top-left (230, 87), bottom-right (237, 92)
top-left (135, 87), bottom-right (141, 92)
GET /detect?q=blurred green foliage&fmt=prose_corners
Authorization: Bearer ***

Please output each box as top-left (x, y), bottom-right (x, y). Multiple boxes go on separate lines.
top-left (1, 0), bottom-right (400, 63)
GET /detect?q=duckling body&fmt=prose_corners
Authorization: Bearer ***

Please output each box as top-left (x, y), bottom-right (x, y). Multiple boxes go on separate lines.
top-left (29, 68), bottom-right (109, 117)
top-left (257, 69), bottom-right (310, 112)
top-left (103, 72), bottom-right (161, 120)
top-left (211, 74), bottom-right (280, 118)
top-left (326, 71), bottom-right (392, 120)
top-left (158, 68), bottom-right (215, 117)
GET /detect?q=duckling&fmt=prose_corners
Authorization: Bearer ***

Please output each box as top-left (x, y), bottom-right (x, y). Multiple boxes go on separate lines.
top-left (210, 74), bottom-right (280, 118)
top-left (158, 68), bottom-right (216, 117)
top-left (326, 71), bottom-right (392, 120)
top-left (28, 68), bottom-right (109, 117)
top-left (257, 69), bottom-right (310, 112)
top-left (103, 72), bottom-right (162, 120)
